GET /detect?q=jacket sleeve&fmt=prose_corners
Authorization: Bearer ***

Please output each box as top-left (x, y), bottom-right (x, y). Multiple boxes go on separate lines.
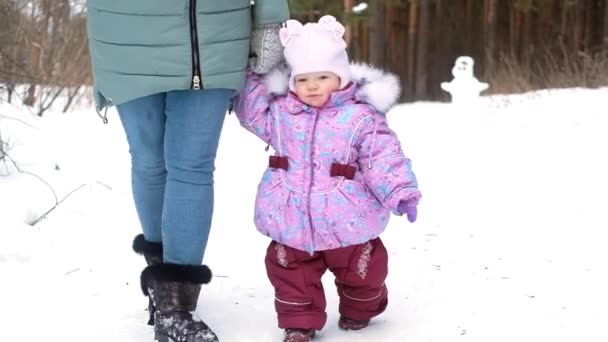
top-left (233, 69), bottom-right (275, 145)
top-left (356, 111), bottom-right (421, 215)
top-left (252, 0), bottom-right (290, 27)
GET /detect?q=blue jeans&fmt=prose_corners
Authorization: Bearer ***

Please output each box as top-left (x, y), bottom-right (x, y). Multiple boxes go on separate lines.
top-left (117, 89), bottom-right (232, 265)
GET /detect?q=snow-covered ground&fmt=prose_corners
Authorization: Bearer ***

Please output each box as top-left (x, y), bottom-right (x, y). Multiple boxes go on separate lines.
top-left (1, 88), bottom-right (607, 341)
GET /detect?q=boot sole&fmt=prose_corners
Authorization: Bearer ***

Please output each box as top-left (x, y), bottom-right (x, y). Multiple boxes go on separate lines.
top-left (155, 331), bottom-right (219, 342)
top-left (155, 335), bottom-right (170, 342)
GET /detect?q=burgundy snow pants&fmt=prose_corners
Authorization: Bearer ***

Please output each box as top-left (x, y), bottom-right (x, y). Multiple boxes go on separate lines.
top-left (265, 238), bottom-right (389, 331)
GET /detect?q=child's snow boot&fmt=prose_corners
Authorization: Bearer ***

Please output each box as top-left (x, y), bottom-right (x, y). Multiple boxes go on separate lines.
top-left (338, 316), bottom-right (370, 330)
top-left (283, 328), bottom-right (316, 342)
top-left (133, 234), bottom-right (163, 325)
top-left (141, 263), bottom-right (218, 342)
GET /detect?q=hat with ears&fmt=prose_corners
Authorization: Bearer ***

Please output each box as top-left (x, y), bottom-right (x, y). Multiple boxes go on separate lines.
top-left (280, 15), bottom-right (351, 91)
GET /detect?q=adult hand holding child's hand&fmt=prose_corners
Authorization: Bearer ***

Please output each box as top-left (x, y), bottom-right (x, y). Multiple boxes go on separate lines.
top-left (249, 24), bottom-right (284, 74)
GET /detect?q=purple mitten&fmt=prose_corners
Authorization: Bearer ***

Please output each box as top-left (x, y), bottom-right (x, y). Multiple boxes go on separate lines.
top-left (398, 200), bottom-right (418, 223)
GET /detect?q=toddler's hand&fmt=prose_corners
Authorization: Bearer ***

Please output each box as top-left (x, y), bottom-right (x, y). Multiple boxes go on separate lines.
top-left (398, 200), bottom-right (418, 223)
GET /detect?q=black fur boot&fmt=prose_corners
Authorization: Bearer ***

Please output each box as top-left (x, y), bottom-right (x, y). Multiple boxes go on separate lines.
top-left (141, 263), bottom-right (218, 342)
top-left (133, 234), bottom-right (163, 325)
top-left (133, 234), bottom-right (163, 266)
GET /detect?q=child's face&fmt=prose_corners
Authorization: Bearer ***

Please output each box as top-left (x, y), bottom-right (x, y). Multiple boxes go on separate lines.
top-left (293, 72), bottom-right (341, 107)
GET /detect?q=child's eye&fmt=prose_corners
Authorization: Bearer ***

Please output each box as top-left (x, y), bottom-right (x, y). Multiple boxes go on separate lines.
top-left (296, 78), bottom-right (307, 83)
top-left (319, 75), bottom-right (328, 80)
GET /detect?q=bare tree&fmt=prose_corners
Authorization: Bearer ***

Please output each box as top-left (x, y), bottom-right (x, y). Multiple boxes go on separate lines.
top-left (0, 127), bottom-right (7, 165)
top-left (0, 0), bottom-right (29, 103)
top-left (1, 0), bottom-right (91, 114)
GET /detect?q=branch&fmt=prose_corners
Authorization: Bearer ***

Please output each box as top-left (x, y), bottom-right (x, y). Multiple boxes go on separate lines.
top-left (29, 181), bottom-right (113, 226)
top-left (3, 90), bottom-right (38, 117)
top-left (0, 130), bottom-right (7, 163)
top-left (2, 152), bottom-right (59, 204)
top-left (0, 112), bottom-right (37, 129)
top-left (38, 86), bottom-right (66, 116)
top-left (30, 183), bottom-right (86, 226)
top-left (0, 138), bottom-right (112, 227)
top-left (95, 181), bottom-right (112, 190)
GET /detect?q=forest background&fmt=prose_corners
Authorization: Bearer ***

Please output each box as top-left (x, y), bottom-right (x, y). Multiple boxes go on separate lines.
top-left (1, 0), bottom-right (607, 113)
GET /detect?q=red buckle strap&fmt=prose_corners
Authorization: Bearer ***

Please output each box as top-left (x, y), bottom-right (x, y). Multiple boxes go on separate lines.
top-left (269, 156), bottom-right (289, 170)
top-left (330, 163), bottom-right (356, 180)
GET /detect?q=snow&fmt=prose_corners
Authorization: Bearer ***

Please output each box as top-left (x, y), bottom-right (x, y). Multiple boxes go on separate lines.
top-left (1, 87), bottom-right (607, 341)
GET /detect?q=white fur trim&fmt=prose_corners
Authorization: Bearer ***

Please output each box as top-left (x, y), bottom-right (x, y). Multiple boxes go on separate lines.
top-left (263, 65), bottom-right (290, 95)
top-left (351, 62), bottom-right (401, 113)
top-left (263, 63), bottom-right (401, 112)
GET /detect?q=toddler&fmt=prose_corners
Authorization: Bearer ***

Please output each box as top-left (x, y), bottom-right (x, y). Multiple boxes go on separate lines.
top-left (234, 15), bottom-right (421, 342)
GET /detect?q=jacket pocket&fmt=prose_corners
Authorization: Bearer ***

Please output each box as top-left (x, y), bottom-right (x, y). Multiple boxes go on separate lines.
top-left (89, 0), bottom-right (187, 16)
top-left (197, 0), bottom-right (250, 13)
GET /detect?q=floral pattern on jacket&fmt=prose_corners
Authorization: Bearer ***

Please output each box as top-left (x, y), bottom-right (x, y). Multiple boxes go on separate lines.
top-left (234, 68), bottom-right (421, 253)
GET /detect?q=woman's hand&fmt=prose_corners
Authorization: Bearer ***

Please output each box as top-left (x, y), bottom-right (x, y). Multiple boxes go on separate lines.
top-left (249, 24), bottom-right (284, 74)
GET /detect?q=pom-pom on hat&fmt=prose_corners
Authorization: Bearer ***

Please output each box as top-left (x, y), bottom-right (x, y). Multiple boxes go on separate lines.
top-left (280, 15), bottom-right (351, 91)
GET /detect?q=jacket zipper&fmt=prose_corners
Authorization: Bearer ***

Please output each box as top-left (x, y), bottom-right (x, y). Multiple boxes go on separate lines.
top-left (307, 109), bottom-right (321, 252)
top-left (189, 0), bottom-right (202, 90)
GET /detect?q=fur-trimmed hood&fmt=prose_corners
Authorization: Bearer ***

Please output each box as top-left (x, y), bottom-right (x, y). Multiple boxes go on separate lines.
top-left (263, 62), bottom-right (401, 113)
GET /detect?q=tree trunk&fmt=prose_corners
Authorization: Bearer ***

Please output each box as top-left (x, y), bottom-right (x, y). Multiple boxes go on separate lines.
top-left (39, 0), bottom-right (51, 82)
top-left (573, 0), bottom-right (583, 52)
top-left (63, 86), bottom-right (81, 113)
top-left (483, 0), bottom-right (497, 76)
top-left (590, 0), bottom-right (604, 48)
top-left (415, 0), bottom-right (429, 98)
top-left (431, 0), bottom-right (444, 99)
top-left (23, 84), bottom-right (37, 107)
top-left (540, 0), bottom-right (555, 50)
top-left (7, 84), bottom-right (14, 104)
top-left (521, 5), bottom-right (532, 69)
top-left (509, 1), bottom-right (518, 60)
top-left (343, 0), bottom-right (355, 45)
top-left (406, 0), bottom-right (418, 100)
top-left (369, 0), bottom-right (387, 67)
top-left (463, 0), bottom-right (474, 52)
top-left (560, 0), bottom-right (570, 44)
top-left (605, 0), bottom-right (608, 47)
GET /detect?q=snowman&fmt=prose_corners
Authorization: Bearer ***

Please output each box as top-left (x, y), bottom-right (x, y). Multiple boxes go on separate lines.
top-left (441, 56), bottom-right (488, 104)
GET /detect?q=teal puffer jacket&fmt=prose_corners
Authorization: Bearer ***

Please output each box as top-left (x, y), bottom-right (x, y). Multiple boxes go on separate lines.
top-left (86, 0), bottom-right (289, 111)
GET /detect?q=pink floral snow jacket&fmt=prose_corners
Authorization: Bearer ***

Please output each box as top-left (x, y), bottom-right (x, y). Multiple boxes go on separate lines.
top-left (234, 64), bottom-right (421, 253)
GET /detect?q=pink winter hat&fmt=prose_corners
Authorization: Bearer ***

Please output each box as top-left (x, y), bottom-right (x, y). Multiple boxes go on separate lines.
top-left (280, 15), bottom-right (351, 91)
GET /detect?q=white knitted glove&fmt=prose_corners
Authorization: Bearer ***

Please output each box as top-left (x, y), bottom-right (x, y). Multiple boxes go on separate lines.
top-left (249, 24), bottom-right (284, 74)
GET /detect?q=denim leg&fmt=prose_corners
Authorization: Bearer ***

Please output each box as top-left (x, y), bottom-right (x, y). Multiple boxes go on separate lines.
top-left (163, 89), bottom-right (232, 265)
top-left (116, 94), bottom-right (167, 243)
